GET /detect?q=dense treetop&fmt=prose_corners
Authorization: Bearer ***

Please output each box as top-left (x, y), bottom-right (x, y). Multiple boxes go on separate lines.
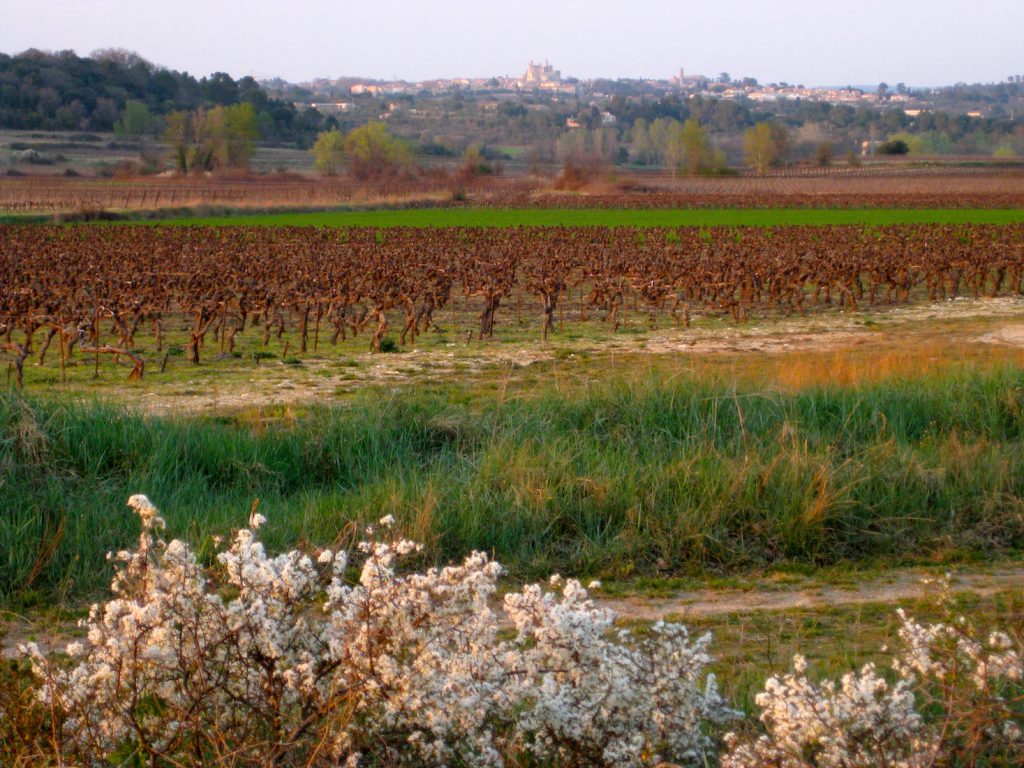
top-left (0, 48), bottom-right (329, 144)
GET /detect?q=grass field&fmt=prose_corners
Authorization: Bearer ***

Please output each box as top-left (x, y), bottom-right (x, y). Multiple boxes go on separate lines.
top-left (132, 207), bottom-right (1024, 228)
top-left (5, 361), bottom-right (1024, 606)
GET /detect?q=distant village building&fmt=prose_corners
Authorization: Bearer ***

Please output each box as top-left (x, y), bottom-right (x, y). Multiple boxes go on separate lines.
top-left (523, 60), bottom-right (561, 85)
top-left (861, 139), bottom-right (886, 156)
top-left (673, 67), bottom-right (705, 89)
top-left (516, 61), bottom-right (576, 94)
top-left (350, 83), bottom-right (410, 96)
top-left (310, 102), bottom-right (353, 112)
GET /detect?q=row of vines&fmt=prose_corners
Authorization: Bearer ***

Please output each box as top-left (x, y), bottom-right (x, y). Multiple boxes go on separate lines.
top-left (2, 224), bottom-right (1023, 383)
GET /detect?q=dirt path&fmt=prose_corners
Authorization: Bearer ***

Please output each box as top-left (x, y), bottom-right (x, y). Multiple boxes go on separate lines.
top-left (4, 564), bottom-right (1022, 659)
top-left (598, 566), bottom-right (1024, 622)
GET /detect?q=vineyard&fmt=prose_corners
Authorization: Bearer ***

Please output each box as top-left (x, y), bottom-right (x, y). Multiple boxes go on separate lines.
top-left (3, 223), bottom-right (1024, 385)
top-left (0, 174), bottom-right (456, 215)
top-left (4, 168), bottom-right (1024, 216)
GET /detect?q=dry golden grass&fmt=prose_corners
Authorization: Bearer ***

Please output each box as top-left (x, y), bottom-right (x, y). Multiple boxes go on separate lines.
top-left (674, 339), bottom-right (1024, 392)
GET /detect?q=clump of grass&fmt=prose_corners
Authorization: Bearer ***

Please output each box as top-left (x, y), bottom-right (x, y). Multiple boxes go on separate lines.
top-left (2, 364), bottom-right (1024, 604)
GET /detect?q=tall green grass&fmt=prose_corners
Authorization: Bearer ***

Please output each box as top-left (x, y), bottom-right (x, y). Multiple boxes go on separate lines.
top-left (3, 366), bottom-right (1024, 604)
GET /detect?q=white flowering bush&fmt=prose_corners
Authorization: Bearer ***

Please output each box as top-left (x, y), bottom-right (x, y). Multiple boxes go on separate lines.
top-left (723, 578), bottom-right (1024, 768)
top-left (16, 499), bottom-right (1024, 768)
top-left (21, 496), bottom-right (730, 767)
top-left (505, 574), bottom-right (732, 766)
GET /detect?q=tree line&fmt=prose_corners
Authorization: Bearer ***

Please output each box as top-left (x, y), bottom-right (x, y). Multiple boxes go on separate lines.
top-left (0, 48), bottom-right (331, 145)
top-left (4, 47), bottom-right (1021, 175)
top-left (311, 118), bottom-right (803, 179)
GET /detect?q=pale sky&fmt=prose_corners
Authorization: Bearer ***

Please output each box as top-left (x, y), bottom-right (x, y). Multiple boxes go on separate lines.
top-left (2, 0), bottom-right (1021, 86)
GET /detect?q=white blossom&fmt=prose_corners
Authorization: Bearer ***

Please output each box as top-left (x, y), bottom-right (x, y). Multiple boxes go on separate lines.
top-left (724, 575), bottom-right (1024, 768)
top-left (24, 495), bottom-right (731, 768)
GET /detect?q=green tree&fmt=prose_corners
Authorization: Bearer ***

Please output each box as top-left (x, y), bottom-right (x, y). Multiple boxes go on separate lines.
top-left (343, 122), bottom-right (413, 181)
top-left (115, 100), bottom-right (156, 137)
top-left (312, 128), bottom-right (346, 176)
top-left (217, 102), bottom-right (258, 167)
top-left (993, 141), bottom-right (1019, 159)
top-left (164, 103), bottom-right (258, 173)
top-left (877, 138), bottom-right (910, 155)
top-left (646, 118), bottom-right (677, 166)
top-left (677, 118), bottom-right (710, 175)
top-left (628, 118), bottom-right (655, 165)
top-left (744, 122), bottom-right (786, 174)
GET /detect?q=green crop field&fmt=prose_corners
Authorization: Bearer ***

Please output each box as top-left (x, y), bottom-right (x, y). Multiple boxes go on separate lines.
top-left (132, 207), bottom-right (1024, 228)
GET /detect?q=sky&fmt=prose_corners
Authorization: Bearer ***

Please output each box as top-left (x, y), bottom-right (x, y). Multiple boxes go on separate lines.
top-left (2, 0), bottom-right (1022, 87)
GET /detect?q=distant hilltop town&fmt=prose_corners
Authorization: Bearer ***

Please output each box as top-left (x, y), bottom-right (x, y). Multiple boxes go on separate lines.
top-left (287, 61), bottom-right (1001, 121)
top-left (321, 60), bottom-right (579, 100)
top-left (299, 61), bottom-right (903, 104)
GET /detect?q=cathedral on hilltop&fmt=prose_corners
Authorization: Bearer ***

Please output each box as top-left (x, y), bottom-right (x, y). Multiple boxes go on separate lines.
top-left (523, 60), bottom-right (561, 84)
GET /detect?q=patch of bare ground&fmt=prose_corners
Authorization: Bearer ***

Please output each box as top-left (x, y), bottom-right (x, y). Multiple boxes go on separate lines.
top-left (599, 566), bottom-right (1024, 623)
top-left (112, 296), bottom-right (1024, 414)
top-left (0, 613), bottom-right (84, 660)
top-left (5, 564), bottom-right (1023, 659)
top-left (977, 323), bottom-right (1024, 347)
